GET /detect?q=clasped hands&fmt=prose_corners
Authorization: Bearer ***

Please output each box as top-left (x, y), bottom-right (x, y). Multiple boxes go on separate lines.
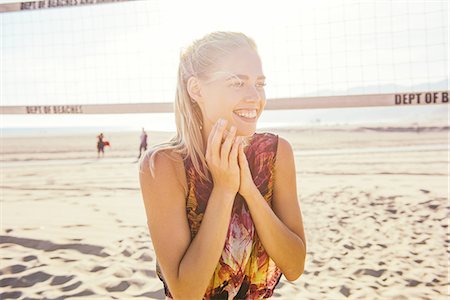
top-left (205, 119), bottom-right (256, 200)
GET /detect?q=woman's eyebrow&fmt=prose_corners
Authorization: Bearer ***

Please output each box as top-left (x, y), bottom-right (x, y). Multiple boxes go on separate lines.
top-left (225, 74), bottom-right (266, 81)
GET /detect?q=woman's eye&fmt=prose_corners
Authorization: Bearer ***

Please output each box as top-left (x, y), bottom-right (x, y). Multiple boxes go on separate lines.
top-left (229, 81), bottom-right (266, 88)
top-left (231, 81), bottom-right (244, 88)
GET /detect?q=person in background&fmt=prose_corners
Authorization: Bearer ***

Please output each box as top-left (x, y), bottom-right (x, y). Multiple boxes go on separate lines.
top-left (97, 133), bottom-right (105, 158)
top-left (139, 31), bottom-right (306, 299)
top-left (138, 128), bottom-right (148, 159)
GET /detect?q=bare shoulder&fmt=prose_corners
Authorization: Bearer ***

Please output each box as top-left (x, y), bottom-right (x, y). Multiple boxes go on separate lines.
top-left (139, 148), bottom-right (181, 173)
top-left (139, 148), bottom-right (187, 196)
top-left (276, 136), bottom-right (295, 164)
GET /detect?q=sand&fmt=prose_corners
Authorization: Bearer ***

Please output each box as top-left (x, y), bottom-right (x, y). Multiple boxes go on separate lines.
top-left (1, 124), bottom-right (448, 299)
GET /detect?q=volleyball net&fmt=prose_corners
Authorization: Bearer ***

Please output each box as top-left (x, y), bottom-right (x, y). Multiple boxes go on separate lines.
top-left (1, 0), bottom-right (448, 114)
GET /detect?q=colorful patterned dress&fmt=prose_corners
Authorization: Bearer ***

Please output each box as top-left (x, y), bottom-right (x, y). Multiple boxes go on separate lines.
top-left (156, 132), bottom-right (282, 299)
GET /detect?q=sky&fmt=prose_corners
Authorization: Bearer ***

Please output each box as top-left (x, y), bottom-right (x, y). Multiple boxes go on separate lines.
top-left (0, 0), bottom-right (448, 130)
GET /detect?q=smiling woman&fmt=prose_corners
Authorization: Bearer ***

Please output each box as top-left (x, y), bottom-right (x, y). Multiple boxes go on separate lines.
top-left (189, 47), bottom-right (268, 144)
top-left (138, 31), bottom-right (306, 300)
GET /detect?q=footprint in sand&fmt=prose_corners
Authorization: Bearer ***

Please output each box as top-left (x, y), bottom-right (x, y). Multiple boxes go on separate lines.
top-left (106, 280), bottom-right (130, 292)
top-left (50, 275), bottom-right (75, 285)
top-left (359, 243), bottom-right (372, 249)
top-left (137, 289), bottom-right (165, 299)
top-left (0, 291), bottom-right (22, 299)
top-left (428, 204), bottom-right (439, 210)
top-left (23, 255), bottom-right (37, 262)
top-left (61, 280), bottom-right (82, 292)
top-left (62, 224), bottom-right (88, 228)
top-left (354, 268), bottom-right (386, 278)
top-left (1, 271), bottom-right (52, 288)
top-left (22, 227), bottom-right (38, 231)
top-left (63, 288), bottom-right (95, 298)
top-left (141, 269), bottom-right (156, 278)
top-left (120, 248), bottom-right (132, 257)
top-left (68, 238), bottom-right (83, 242)
top-left (0, 236), bottom-right (108, 257)
top-left (90, 266), bottom-right (107, 272)
top-left (0, 264), bottom-right (26, 275)
top-left (340, 285), bottom-right (350, 297)
top-left (405, 279), bottom-right (421, 287)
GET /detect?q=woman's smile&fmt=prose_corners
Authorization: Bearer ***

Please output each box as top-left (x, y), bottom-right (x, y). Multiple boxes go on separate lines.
top-left (233, 109), bottom-right (258, 123)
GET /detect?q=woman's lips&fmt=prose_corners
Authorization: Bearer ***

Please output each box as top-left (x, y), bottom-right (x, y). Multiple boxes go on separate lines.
top-left (233, 109), bottom-right (258, 123)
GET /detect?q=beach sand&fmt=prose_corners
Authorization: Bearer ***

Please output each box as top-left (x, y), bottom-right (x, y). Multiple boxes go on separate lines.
top-left (1, 124), bottom-right (448, 299)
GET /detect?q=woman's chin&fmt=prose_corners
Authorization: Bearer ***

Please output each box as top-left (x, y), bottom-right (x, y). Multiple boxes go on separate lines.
top-left (237, 127), bottom-right (256, 137)
top-left (231, 113), bottom-right (259, 136)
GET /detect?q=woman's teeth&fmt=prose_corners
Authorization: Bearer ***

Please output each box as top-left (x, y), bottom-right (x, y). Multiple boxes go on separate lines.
top-left (234, 110), bottom-right (257, 119)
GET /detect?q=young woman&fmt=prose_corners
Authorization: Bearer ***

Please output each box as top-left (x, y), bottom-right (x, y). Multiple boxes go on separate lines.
top-left (139, 31), bottom-right (306, 300)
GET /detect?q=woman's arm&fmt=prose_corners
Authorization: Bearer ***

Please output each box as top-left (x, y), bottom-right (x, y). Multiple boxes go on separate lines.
top-left (239, 137), bottom-right (306, 281)
top-left (139, 120), bottom-right (241, 300)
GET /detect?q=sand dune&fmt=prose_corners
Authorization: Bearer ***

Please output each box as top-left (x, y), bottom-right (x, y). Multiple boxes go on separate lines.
top-left (1, 125), bottom-right (448, 299)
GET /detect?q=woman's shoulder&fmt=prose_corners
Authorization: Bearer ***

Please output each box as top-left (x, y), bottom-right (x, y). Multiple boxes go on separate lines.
top-left (276, 136), bottom-right (294, 156)
top-left (139, 147), bottom-right (187, 194)
top-left (139, 147), bottom-right (184, 177)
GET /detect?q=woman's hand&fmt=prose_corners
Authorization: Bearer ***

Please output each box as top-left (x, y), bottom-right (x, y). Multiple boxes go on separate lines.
top-left (205, 119), bottom-right (241, 198)
top-left (238, 142), bottom-right (257, 199)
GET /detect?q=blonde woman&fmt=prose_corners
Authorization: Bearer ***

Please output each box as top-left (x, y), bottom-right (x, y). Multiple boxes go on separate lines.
top-left (139, 31), bottom-right (306, 300)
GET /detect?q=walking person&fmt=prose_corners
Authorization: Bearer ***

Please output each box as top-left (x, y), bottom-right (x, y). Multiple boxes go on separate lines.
top-left (138, 128), bottom-right (148, 159)
top-left (97, 133), bottom-right (105, 158)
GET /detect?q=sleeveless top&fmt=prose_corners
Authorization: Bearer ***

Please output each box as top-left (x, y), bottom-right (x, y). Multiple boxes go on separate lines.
top-left (156, 132), bottom-right (282, 299)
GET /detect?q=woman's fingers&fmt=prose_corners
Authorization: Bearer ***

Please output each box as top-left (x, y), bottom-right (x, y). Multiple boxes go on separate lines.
top-left (204, 119), bottom-right (241, 194)
top-left (211, 119), bottom-right (227, 159)
top-left (205, 119), bottom-right (240, 167)
top-left (206, 120), bottom-right (219, 159)
top-left (220, 126), bottom-right (236, 163)
top-left (229, 136), bottom-right (240, 165)
top-left (207, 120), bottom-right (218, 148)
top-left (206, 119), bottom-right (222, 160)
top-left (238, 142), bottom-right (248, 167)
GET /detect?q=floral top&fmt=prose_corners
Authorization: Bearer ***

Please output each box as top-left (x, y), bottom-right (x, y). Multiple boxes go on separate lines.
top-left (156, 132), bottom-right (282, 299)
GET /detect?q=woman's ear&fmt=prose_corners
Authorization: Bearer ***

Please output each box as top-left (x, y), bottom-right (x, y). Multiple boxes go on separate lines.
top-left (187, 76), bottom-right (203, 104)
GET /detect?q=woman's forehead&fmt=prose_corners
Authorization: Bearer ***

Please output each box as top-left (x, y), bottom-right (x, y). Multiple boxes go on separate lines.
top-left (212, 48), bottom-right (263, 73)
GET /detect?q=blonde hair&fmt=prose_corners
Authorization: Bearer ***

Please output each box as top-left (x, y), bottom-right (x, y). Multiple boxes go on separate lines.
top-left (141, 31), bottom-right (258, 182)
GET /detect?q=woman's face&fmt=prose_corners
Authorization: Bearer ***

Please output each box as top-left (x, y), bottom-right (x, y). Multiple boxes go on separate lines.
top-left (198, 47), bottom-right (266, 137)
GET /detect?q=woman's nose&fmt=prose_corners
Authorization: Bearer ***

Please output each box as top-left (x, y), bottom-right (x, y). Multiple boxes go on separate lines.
top-left (243, 85), bottom-right (261, 102)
